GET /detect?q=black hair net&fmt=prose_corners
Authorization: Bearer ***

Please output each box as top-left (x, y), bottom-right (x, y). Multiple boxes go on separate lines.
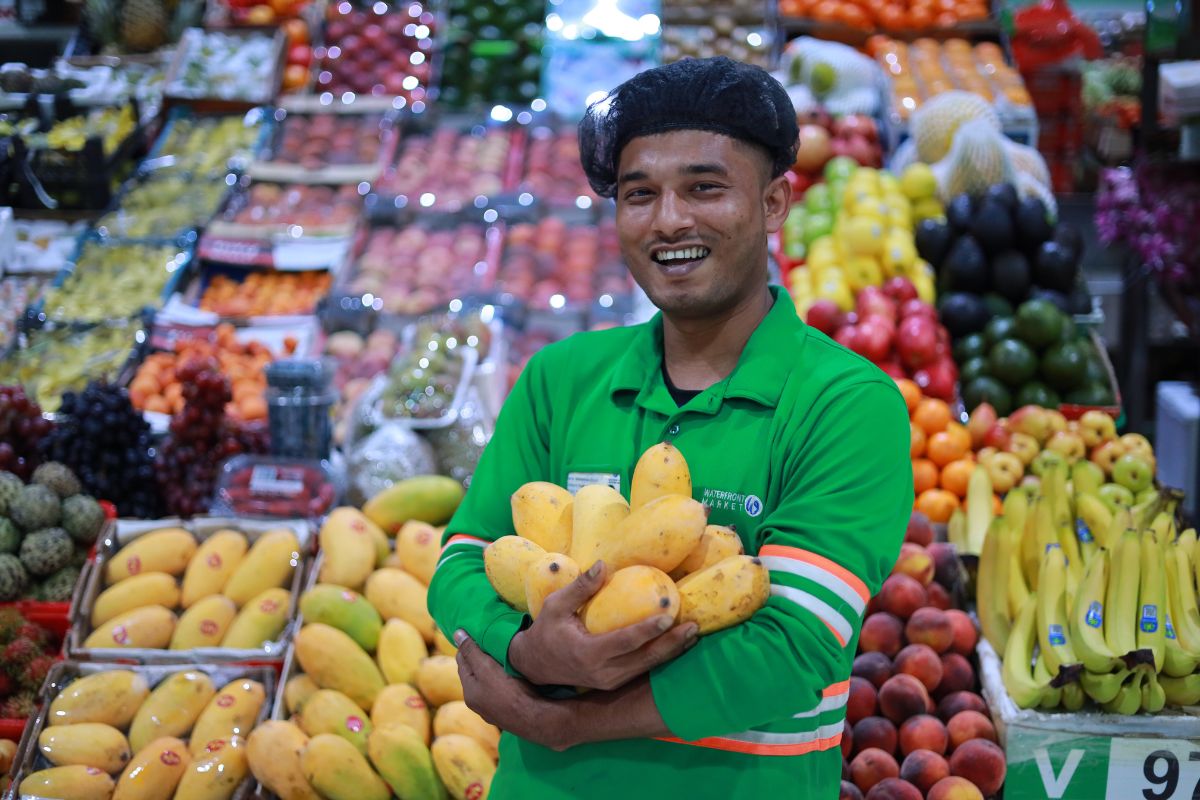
top-left (578, 56), bottom-right (799, 199)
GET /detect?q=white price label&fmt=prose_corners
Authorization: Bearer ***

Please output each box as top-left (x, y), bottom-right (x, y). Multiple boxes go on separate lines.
top-left (1107, 737), bottom-right (1200, 800)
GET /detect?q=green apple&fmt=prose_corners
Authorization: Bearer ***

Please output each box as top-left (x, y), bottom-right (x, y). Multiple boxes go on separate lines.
top-left (1030, 448), bottom-right (1066, 478)
top-left (1136, 487), bottom-right (1159, 505)
top-left (804, 184), bottom-right (833, 213)
top-left (1097, 482), bottom-right (1135, 513)
top-left (1112, 453), bottom-right (1154, 493)
top-left (1071, 460), bottom-right (1106, 495)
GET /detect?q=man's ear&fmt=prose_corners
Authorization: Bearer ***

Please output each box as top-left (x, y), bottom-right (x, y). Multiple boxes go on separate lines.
top-left (763, 174), bottom-right (792, 235)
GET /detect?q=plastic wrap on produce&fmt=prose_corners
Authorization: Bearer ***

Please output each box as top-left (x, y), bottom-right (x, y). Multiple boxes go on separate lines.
top-left (344, 424), bottom-right (439, 507)
top-left (425, 384), bottom-right (494, 489)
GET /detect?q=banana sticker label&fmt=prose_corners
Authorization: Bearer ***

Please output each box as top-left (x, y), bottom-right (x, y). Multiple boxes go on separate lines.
top-left (1085, 601), bottom-right (1103, 629)
top-left (1141, 605), bottom-right (1159, 634)
top-left (1075, 520), bottom-right (1093, 543)
top-left (1166, 613), bottom-right (1178, 640)
top-left (1048, 624), bottom-right (1067, 646)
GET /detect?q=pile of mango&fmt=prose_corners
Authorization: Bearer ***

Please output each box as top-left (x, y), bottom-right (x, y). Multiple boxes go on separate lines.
top-left (83, 526), bottom-right (304, 652)
top-left (486, 443), bottom-right (770, 635)
top-left (21, 668), bottom-right (267, 799)
top-left (248, 506), bottom-right (498, 800)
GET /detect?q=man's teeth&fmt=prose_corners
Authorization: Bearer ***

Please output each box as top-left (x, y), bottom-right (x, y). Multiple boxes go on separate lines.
top-left (654, 247), bottom-right (710, 263)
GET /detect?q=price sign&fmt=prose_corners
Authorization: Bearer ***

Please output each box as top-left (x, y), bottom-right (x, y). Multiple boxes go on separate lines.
top-left (1007, 728), bottom-right (1200, 799)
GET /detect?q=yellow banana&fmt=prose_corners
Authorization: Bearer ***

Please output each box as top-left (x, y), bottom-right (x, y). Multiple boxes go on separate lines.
top-left (964, 465), bottom-right (993, 556)
top-left (1132, 491), bottom-right (1162, 531)
top-left (1162, 611), bottom-right (1200, 678)
top-left (1034, 652), bottom-right (1062, 709)
top-left (1148, 511), bottom-right (1176, 550)
top-left (1137, 533), bottom-right (1166, 671)
top-left (1051, 465), bottom-right (1085, 584)
top-left (1062, 681), bottom-right (1086, 711)
top-left (976, 518), bottom-right (1011, 653)
top-left (1002, 490), bottom-right (1029, 547)
top-left (1021, 498), bottom-right (1045, 591)
top-left (1070, 548), bottom-right (1120, 673)
top-left (1141, 667), bottom-right (1167, 713)
top-left (1007, 523), bottom-right (1032, 622)
top-left (1160, 673), bottom-right (1200, 706)
top-left (1106, 508), bottom-right (1133, 558)
top-left (1178, 528), bottom-right (1197, 550)
top-left (1102, 668), bottom-right (1145, 715)
top-left (1105, 529), bottom-right (1141, 660)
top-left (1080, 666), bottom-right (1132, 704)
top-left (1168, 542), bottom-right (1200, 653)
top-left (1037, 544), bottom-right (1081, 679)
top-left (1076, 493), bottom-right (1113, 549)
top-left (947, 508), bottom-right (967, 552)
top-left (1003, 596), bottom-right (1047, 709)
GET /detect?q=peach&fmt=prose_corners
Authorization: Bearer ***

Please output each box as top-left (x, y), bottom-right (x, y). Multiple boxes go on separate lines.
top-left (905, 511), bottom-right (935, 546)
top-left (866, 593), bottom-right (884, 616)
top-left (853, 652), bottom-right (894, 689)
top-left (848, 676), bottom-right (879, 724)
top-left (841, 780), bottom-right (865, 800)
top-left (937, 653), bottom-right (977, 698)
top-left (926, 542), bottom-right (961, 591)
top-left (877, 575), bottom-right (928, 620)
top-left (860, 613), bottom-right (905, 657)
top-left (936, 691), bottom-right (987, 723)
top-left (949, 739), bottom-right (1005, 796)
top-left (842, 719), bottom-right (854, 759)
top-left (946, 710), bottom-right (997, 751)
top-left (900, 749), bottom-right (951, 793)
top-left (851, 748), bottom-right (900, 793)
top-left (945, 609), bottom-right (978, 656)
top-left (852, 716), bottom-right (897, 756)
top-left (893, 542), bottom-right (935, 586)
top-left (879, 674), bottom-right (932, 724)
top-left (864, 777), bottom-right (923, 800)
top-left (905, 607), bottom-right (955, 653)
top-left (927, 582), bottom-right (952, 610)
top-left (927, 776), bottom-right (984, 800)
top-left (898, 714), bottom-right (949, 756)
top-left (894, 644), bottom-right (944, 692)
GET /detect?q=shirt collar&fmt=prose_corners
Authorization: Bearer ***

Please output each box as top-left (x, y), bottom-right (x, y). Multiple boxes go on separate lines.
top-left (608, 286), bottom-right (806, 409)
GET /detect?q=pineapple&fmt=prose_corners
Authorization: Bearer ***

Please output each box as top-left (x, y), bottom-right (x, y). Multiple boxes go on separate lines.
top-left (119, 0), bottom-right (168, 53)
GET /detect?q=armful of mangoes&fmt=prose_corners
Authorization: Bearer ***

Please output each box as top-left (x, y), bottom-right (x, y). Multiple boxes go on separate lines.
top-left (483, 443), bottom-right (770, 636)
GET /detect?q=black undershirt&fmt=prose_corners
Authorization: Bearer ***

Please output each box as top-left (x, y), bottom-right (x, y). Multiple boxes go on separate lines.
top-left (662, 360), bottom-right (702, 407)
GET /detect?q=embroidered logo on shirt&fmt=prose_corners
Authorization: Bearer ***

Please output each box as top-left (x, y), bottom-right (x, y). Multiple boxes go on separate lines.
top-left (701, 488), bottom-right (764, 517)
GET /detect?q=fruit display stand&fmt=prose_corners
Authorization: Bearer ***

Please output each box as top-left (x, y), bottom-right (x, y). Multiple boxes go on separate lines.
top-left (314, 0), bottom-right (439, 106)
top-left (144, 107), bottom-right (273, 178)
top-left (66, 516), bottom-right (312, 664)
top-left (976, 638), bottom-right (1200, 799)
top-left (91, 166), bottom-right (237, 244)
top-left (9, 661), bottom-right (278, 798)
top-left (0, 607), bottom-right (73, 742)
top-left (163, 27), bottom-right (287, 114)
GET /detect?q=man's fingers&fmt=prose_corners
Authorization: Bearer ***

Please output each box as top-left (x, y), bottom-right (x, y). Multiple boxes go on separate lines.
top-left (540, 559), bottom-right (607, 618)
top-left (610, 623), bottom-right (699, 678)
top-left (587, 612), bottom-right (680, 658)
top-left (454, 630), bottom-right (479, 676)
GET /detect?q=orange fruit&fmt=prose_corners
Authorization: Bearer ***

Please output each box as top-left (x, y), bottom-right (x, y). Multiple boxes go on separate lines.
top-left (811, 0), bottom-right (841, 20)
top-left (907, 6), bottom-right (933, 29)
top-left (913, 458), bottom-right (939, 495)
top-left (913, 397), bottom-right (951, 435)
top-left (940, 458), bottom-right (976, 498)
top-left (935, 11), bottom-right (959, 26)
top-left (944, 421), bottom-right (971, 453)
top-left (244, 4), bottom-right (275, 24)
top-left (916, 488), bottom-right (960, 523)
top-left (927, 430), bottom-right (969, 467)
top-left (878, 4), bottom-right (906, 28)
top-left (910, 422), bottom-right (927, 459)
top-left (895, 378), bottom-right (921, 414)
top-left (282, 18), bottom-right (309, 45)
top-left (283, 64), bottom-right (309, 91)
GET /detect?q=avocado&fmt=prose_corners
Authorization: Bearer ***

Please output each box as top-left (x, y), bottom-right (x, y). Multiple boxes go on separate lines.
top-left (944, 235), bottom-right (989, 293)
top-left (946, 193), bottom-right (975, 232)
top-left (1054, 222), bottom-right (1084, 264)
top-left (989, 338), bottom-right (1038, 387)
top-left (1040, 341), bottom-right (1088, 391)
top-left (914, 219), bottom-right (954, 271)
top-left (1015, 197), bottom-right (1054, 252)
top-left (984, 182), bottom-right (1019, 212)
top-left (1066, 383), bottom-right (1115, 406)
top-left (960, 356), bottom-right (990, 385)
top-left (1034, 240), bottom-right (1078, 294)
top-left (1016, 381), bottom-right (1062, 409)
top-left (982, 293), bottom-right (1014, 319)
top-left (984, 316), bottom-right (1017, 347)
top-left (963, 376), bottom-right (1013, 416)
top-left (1068, 289), bottom-right (1093, 315)
top-left (1031, 287), bottom-right (1071, 315)
top-left (1084, 353), bottom-right (1110, 386)
top-left (990, 250), bottom-right (1032, 304)
top-left (1015, 298), bottom-right (1066, 349)
top-left (970, 198), bottom-right (1015, 255)
top-left (938, 292), bottom-right (991, 339)
top-left (953, 332), bottom-right (988, 363)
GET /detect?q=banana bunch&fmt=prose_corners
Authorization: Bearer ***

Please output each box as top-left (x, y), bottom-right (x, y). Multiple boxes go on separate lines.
top-left (980, 460), bottom-right (1196, 715)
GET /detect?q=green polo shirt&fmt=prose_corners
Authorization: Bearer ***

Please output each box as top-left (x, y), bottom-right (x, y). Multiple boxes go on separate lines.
top-left (429, 287), bottom-right (912, 799)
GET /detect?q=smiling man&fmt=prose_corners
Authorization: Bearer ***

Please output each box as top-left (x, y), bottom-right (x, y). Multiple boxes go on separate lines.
top-left (428, 57), bottom-right (913, 799)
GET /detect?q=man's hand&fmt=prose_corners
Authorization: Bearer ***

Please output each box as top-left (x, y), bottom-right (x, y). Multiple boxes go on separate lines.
top-left (507, 561), bottom-right (698, 691)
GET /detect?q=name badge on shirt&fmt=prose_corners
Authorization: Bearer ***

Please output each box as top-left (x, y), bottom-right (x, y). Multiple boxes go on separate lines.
top-left (567, 472), bottom-right (621, 494)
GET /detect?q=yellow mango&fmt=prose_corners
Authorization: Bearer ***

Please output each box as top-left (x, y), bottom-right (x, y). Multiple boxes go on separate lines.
top-left (511, 481), bottom-right (573, 553)
top-left (318, 508), bottom-right (382, 591)
top-left (245, 721), bottom-right (320, 800)
top-left (20, 765), bottom-right (115, 800)
top-left (129, 671), bottom-right (216, 753)
top-left (294, 623), bottom-right (386, 710)
top-left (369, 684), bottom-right (431, 745)
top-left (173, 735), bottom-right (247, 800)
top-left (581, 565), bottom-right (679, 635)
top-left (170, 595), bottom-right (237, 650)
top-left (433, 629), bottom-right (458, 657)
top-left (113, 737), bottom-right (190, 800)
top-left (382, 550), bottom-right (404, 569)
top-left (669, 525), bottom-right (745, 580)
top-left (676, 555), bottom-right (770, 634)
top-left (524, 552), bottom-right (580, 619)
top-left (299, 584), bottom-right (382, 652)
top-left (434, 702), bottom-right (500, 761)
top-left (284, 674), bottom-right (321, 716)
top-left (630, 442), bottom-right (692, 509)
top-left (188, 679), bottom-right (265, 756)
top-left (431, 734), bottom-right (495, 800)
top-left (415, 656), bottom-right (464, 707)
top-left (180, 529), bottom-right (248, 608)
top-left (106, 529), bottom-right (197, 585)
top-left (568, 484), bottom-right (630, 570)
top-left (593, 494), bottom-right (707, 574)
top-left (362, 475), bottom-right (464, 534)
top-left (84, 606), bottom-right (176, 650)
top-left (482, 536), bottom-right (545, 611)
top-left (221, 587), bottom-right (291, 649)
top-left (49, 670), bottom-right (149, 728)
top-left (0, 739), bottom-right (14, 773)
top-left (222, 529), bottom-right (301, 608)
top-left (364, 568), bottom-right (436, 643)
top-left (300, 734), bottom-right (390, 800)
top-left (376, 618), bottom-right (427, 685)
top-left (91, 574), bottom-right (180, 627)
top-left (396, 520), bottom-right (440, 585)
top-left (367, 724), bottom-right (442, 800)
top-left (39, 723), bottom-right (131, 773)
top-left (296, 690), bottom-right (372, 754)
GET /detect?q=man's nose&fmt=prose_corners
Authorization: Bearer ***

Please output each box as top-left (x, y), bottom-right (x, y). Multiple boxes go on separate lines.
top-left (652, 191), bottom-right (695, 240)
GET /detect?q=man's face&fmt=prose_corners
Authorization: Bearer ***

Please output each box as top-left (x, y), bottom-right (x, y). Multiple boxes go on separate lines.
top-left (614, 130), bottom-right (790, 319)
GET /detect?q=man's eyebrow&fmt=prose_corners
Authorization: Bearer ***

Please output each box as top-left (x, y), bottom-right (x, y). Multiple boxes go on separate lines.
top-left (617, 170), bottom-right (648, 184)
top-left (681, 162), bottom-right (728, 176)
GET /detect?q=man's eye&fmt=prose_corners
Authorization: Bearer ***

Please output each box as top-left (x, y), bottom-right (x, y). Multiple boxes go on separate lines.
top-left (625, 188), bottom-right (652, 200)
top-left (695, 183), bottom-right (722, 192)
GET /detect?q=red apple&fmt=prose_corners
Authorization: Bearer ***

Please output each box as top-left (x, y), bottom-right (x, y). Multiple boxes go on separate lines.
top-left (795, 125), bottom-right (834, 173)
top-left (883, 276), bottom-right (918, 303)
top-left (834, 114), bottom-right (879, 143)
top-left (966, 403), bottom-right (997, 450)
top-left (899, 299), bottom-right (937, 321)
top-left (896, 315), bottom-right (938, 371)
top-left (878, 361), bottom-right (907, 379)
top-left (915, 359), bottom-right (957, 403)
top-left (796, 108), bottom-right (832, 130)
top-left (806, 300), bottom-right (845, 336)
top-left (857, 318), bottom-right (894, 364)
top-left (835, 325), bottom-right (860, 352)
top-left (856, 286), bottom-right (897, 324)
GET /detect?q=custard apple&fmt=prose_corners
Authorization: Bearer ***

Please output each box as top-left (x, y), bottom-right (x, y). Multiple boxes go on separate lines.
top-left (19, 528), bottom-right (73, 577)
top-left (62, 494), bottom-right (105, 544)
top-left (0, 472), bottom-right (21, 515)
top-left (0, 554), bottom-right (29, 601)
top-left (0, 518), bottom-right (20, 554)
top-left (9, 485), bottom-right (61, 532)
top-left (32, 462), bottom-right (82, 499)
top-left (33, 565), bottom-right (80, 602)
